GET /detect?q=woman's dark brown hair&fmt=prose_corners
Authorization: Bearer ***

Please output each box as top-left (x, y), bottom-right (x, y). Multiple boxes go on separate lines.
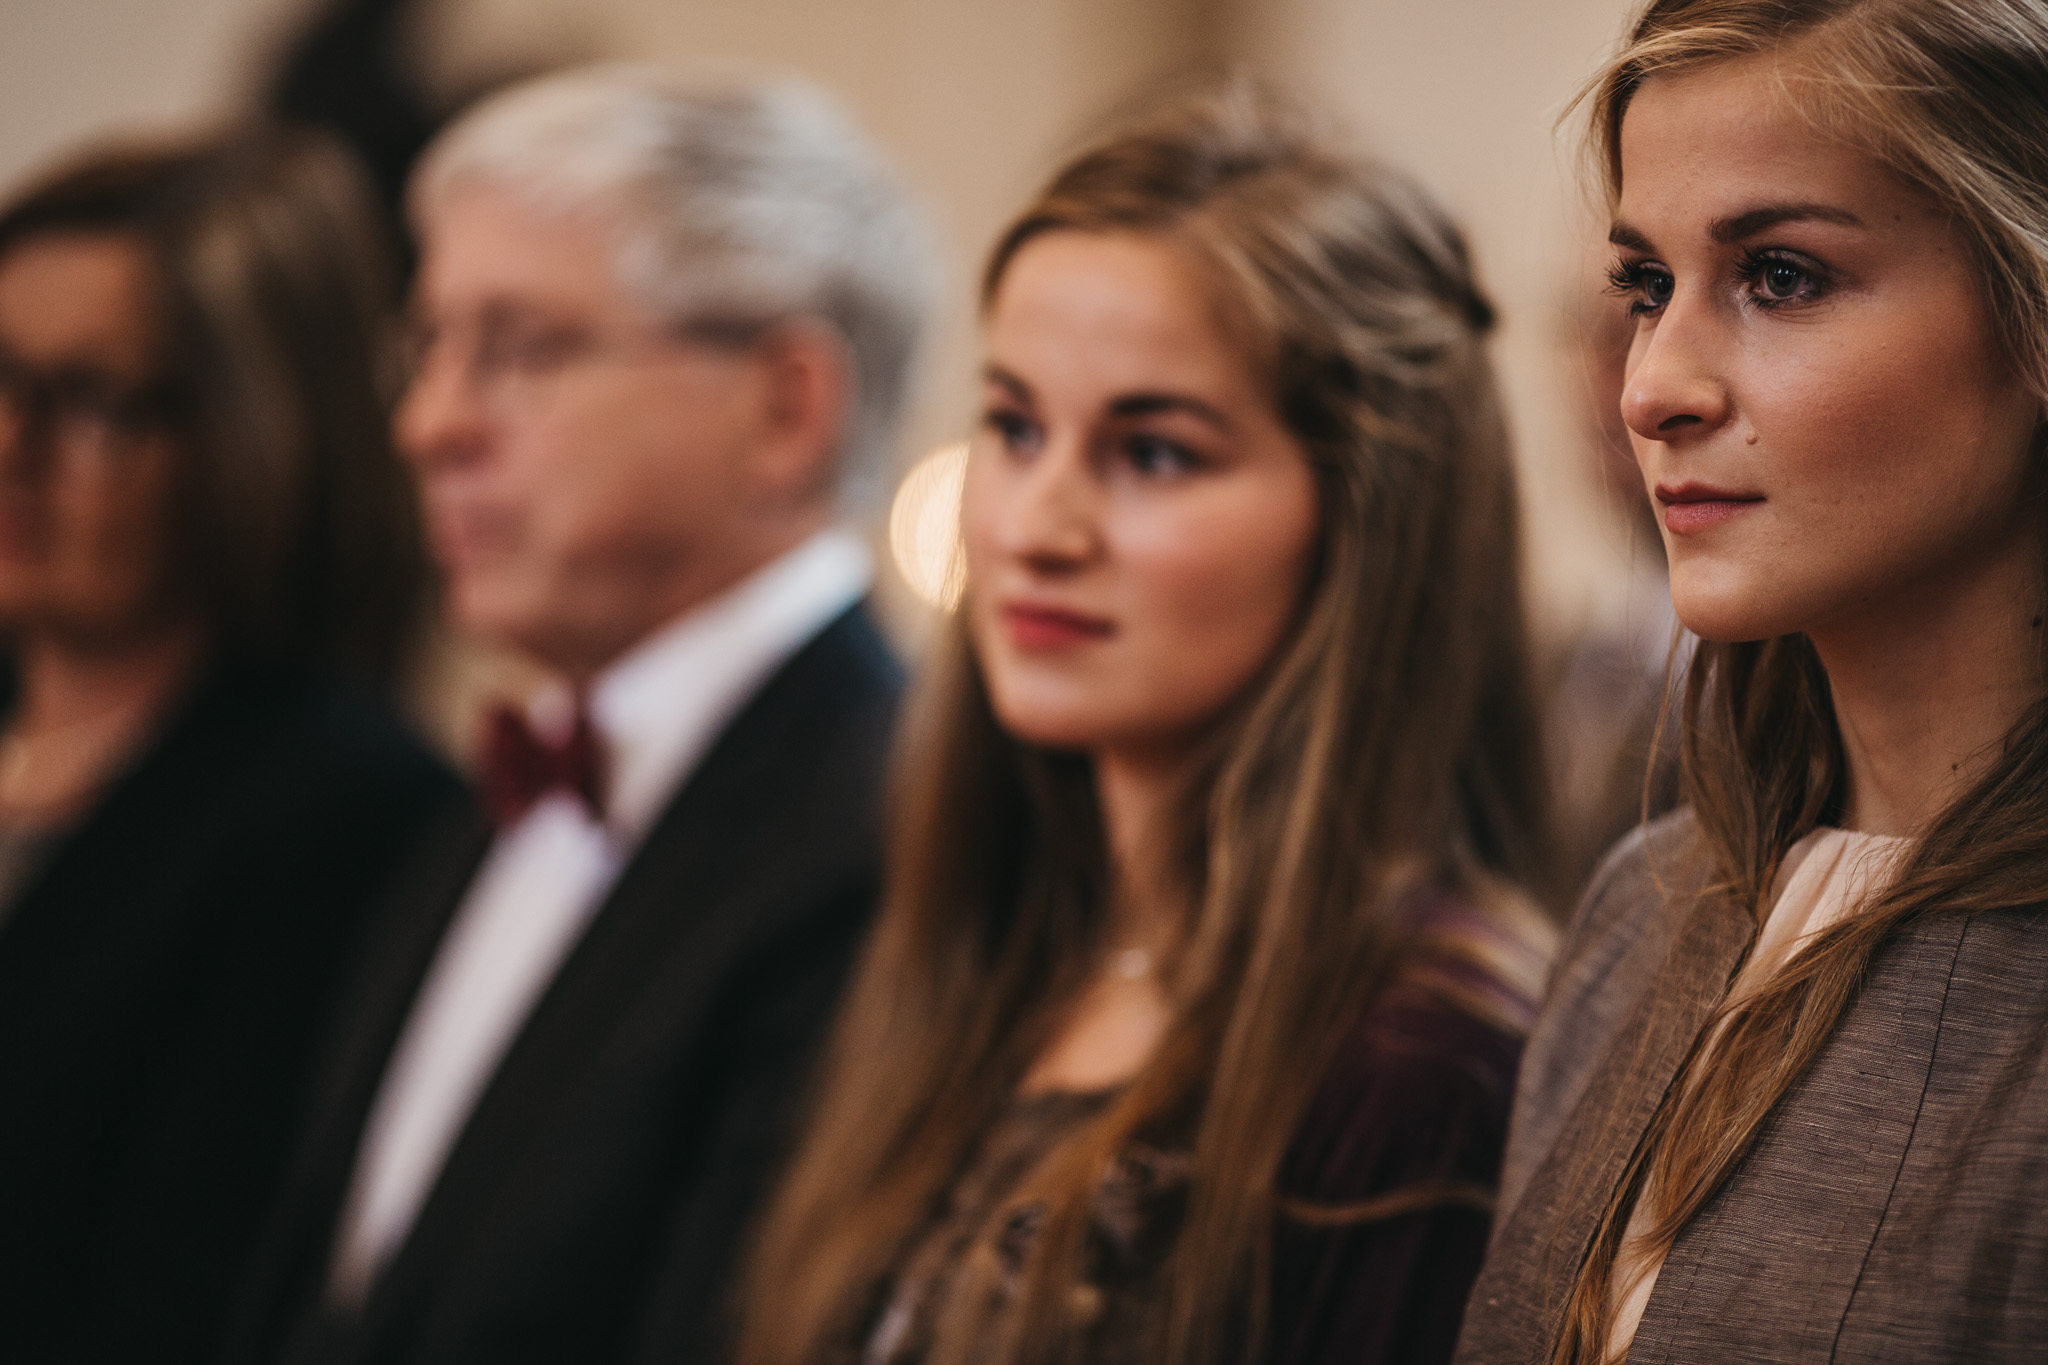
top-left (0, 125), bottom-right (425, 684)
top-left (740, 85), bottom-right (1556, 1365)
top-left (1552, 2), bottom-right (2048, 1360)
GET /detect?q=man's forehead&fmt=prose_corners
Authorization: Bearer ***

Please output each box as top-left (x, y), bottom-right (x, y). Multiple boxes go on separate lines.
top-left (414, 183), bottom-right (629, 318)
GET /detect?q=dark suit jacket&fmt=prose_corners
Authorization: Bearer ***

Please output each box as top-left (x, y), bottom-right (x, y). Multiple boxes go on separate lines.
top-left (0, 662), bottom-right (460, 1365)
top-left (230, 604), bottom-right (903, 1365)
top-left (1456, 810), bottom-right (2048, 1364)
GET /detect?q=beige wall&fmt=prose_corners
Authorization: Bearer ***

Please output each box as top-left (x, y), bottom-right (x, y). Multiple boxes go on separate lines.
top-left (0, 0), bottom-right (318, 191)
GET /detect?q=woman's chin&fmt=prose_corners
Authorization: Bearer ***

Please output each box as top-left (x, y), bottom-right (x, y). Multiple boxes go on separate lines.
top-left (1669, 577), bottom-right (1805, 645)
top-left (983, 693), bottom-right (1145, 755)
top-left (988, 708), bottom-right (1108, 753)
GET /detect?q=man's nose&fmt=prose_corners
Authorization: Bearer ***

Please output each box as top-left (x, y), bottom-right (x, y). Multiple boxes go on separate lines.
top-left (393, 339), bottom-right (490, 474)
top-left (0, 389), bottom-right (47, 485)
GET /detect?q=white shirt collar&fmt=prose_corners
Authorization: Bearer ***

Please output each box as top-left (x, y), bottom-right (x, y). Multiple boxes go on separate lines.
top-left (527, 527), bottom-right (872, 843)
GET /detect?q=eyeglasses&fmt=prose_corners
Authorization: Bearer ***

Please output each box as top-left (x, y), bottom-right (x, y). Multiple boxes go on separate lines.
top-left (399, 302), bottom-right (774, 417)
top-left (0, 348), bottom-right (183, 470)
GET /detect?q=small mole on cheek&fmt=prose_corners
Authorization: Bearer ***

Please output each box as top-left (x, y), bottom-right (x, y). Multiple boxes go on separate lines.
top-left (1745, 431), bottom-right (1759, 445)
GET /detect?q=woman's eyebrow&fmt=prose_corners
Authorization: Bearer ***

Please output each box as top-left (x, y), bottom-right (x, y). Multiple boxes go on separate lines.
top-left (982, 364), bottom-right (1033, 404)
top-left (1609, 222), bottom-right (1654, 253)
top-left (1711, 202), bottom-right (1863, 242)
top-left (1609, 204), bottom-right (1863, 254)
top-left (1108, 392), bottom-right (1233, 431)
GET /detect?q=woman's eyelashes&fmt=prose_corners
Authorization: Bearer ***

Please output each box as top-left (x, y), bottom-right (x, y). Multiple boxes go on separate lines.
top-left (1734, 248), bottom-right (1830, 308)
top-left (1119, 431), bottom-right (1203, 478)
top-left (980, 404), bottom-right (1207, 479)
top-left (1607, 255), bottom-right (1673, 316)
top-left (981, 405), bottom-right (1042, 456)
top-left (1606, 247), bottom-right (1832, 318)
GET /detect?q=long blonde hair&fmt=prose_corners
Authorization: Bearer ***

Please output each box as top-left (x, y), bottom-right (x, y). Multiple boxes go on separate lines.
top-left (741, 85), bottom-right (1553, 1365)
top-left (1555, 3), bottom-right (2048, 1360)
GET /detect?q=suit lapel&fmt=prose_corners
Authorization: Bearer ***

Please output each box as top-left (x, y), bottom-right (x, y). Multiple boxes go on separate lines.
top-left (1477, 885), bottom-right (1753, 1364)
top-left (229, 805), bottom-right (493, 1354)
top-left (303, 806), bottom-right (497, 1189)
top-left (357, 608), bottom-right (887, 1335)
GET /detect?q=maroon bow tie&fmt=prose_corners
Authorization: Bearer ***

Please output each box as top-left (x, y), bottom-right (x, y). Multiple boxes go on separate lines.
top-left (479, 701), bottom-right (606, 828)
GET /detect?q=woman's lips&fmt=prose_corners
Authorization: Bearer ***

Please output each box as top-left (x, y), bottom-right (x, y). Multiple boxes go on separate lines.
top-left (1656, 482), bottom-right (1763, 535)
top-left (1001, 603), bottom-right (1114, 650)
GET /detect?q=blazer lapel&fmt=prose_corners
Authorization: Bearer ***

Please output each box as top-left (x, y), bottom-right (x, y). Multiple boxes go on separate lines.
top-left (1625, 915), bottom-right (1970, 1364)
top-left (1471, 885), bottom-right (1753, 1364)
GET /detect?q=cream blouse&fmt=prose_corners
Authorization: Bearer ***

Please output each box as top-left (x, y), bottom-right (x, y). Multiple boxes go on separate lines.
top-left (1605, 826), bottom-right (1911, 1362)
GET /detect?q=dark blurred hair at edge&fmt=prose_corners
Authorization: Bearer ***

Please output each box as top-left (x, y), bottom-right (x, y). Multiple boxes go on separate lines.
top-left (0, 124), bottom-right (426, 688)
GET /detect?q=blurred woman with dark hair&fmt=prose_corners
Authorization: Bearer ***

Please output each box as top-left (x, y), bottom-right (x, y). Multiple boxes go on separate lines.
top-left (0, 127), bottom-right (457, 1362)
top-left (739, 87), bottom-right (1555, 1365)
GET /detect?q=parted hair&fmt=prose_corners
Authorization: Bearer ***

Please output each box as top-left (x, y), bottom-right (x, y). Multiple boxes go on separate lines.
top-left (739, 84), bottom-right (1554, 1365)
top-left (1554, 3), bottom-right (2048, 1361)
top-left (0, 125), bottom-right (424, 684)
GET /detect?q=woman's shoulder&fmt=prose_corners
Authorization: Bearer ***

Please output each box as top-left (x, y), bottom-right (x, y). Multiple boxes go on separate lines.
top-left (1494, 809), bottom-right (1714, 1212)
top-left (70, 662), bottom-right (462, 871)
top-left (1539, 807), bottom-right (1716, 1041)
top-left (1570, 807), bottom-right (1711, 950)
top-left (1265, 885), bottom-right (1541, 1365)
top-left (0, 666), bottom-right (462, 1013)
top-left (1281, 882), bottom-right (1547, 1207)
top-left (197, 663), bottom-right (460, 803)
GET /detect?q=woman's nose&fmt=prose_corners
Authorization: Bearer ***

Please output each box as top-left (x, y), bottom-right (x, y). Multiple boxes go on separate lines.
top-left (1620, 298), bottom-right (1732, 444)
top-left (971, 434), bottom-right (1101, 574)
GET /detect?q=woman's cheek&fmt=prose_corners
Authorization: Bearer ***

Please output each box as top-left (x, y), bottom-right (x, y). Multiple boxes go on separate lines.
top-left (1131, 543), bottom-right (1285, 706)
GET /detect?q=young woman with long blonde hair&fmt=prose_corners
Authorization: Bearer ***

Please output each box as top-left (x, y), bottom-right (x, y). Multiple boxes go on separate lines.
top-left (738, 88), bottom-right (1556, 1365)
top-left (1458, 2), bottom-right (2048, 1361)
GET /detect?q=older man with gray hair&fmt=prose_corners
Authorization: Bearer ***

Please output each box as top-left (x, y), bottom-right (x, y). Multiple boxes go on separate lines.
top-left (228, 66), bottom-right (931, 1365)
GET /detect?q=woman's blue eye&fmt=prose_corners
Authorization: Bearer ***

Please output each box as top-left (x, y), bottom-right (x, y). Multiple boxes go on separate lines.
top-left (1125, 435), bottom-right (1197, 476)
top-left (983, 408), bottom-right (1039, 453)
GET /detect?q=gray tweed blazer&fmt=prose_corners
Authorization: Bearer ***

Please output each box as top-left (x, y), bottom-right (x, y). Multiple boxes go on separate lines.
top-left (1454, 810), bottom-right (2048, 1364)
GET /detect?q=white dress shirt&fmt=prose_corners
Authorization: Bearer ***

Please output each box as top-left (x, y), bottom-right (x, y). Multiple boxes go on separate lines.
top-left (327, 529), bottom-right (872, 1307)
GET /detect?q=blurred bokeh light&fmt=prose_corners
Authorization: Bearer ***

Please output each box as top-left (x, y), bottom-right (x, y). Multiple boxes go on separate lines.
top-left (888, 441), bottom-right (968, 612)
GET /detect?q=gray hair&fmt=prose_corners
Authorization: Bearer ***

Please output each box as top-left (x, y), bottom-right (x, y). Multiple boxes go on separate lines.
top-left (410, 64), bottom-right (936, 506)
